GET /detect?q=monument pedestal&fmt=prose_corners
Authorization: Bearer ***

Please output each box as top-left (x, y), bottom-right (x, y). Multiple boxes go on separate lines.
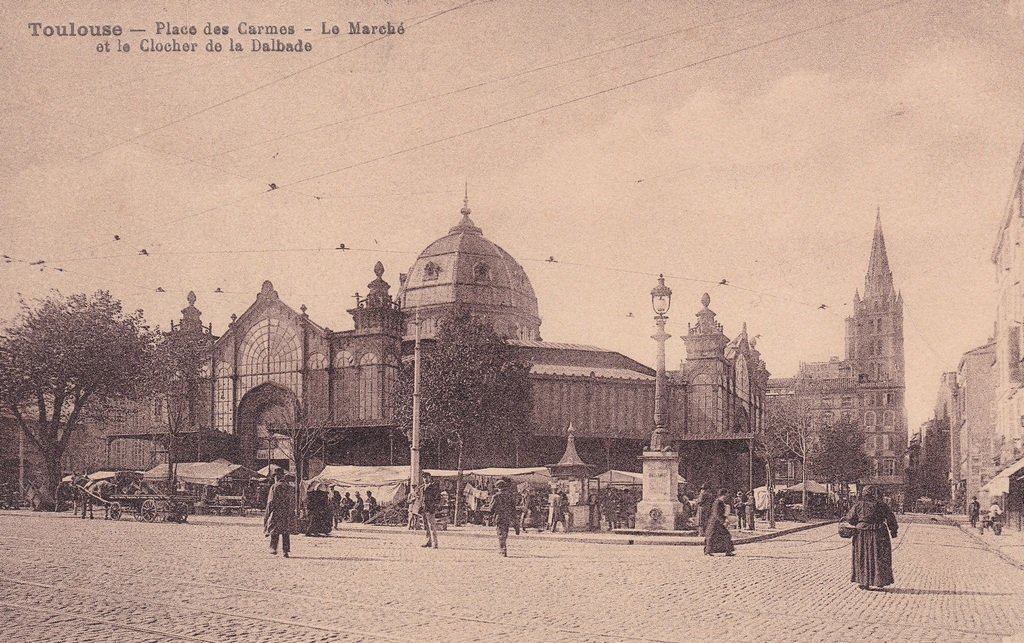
top-left (635, 450), bottom-right (685, 531)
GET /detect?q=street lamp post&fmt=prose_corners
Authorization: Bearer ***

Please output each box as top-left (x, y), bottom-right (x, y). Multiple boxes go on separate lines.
top-left (635, 274), bottom-right (685, 531)
top-left (409, 312), bottom-right (423, 494)
top-left (650, 274), bottom-right (672, 452)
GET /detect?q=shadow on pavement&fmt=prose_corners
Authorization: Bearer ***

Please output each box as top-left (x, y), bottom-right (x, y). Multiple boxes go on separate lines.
top-left (885, 588), bottom-right (1011, 596)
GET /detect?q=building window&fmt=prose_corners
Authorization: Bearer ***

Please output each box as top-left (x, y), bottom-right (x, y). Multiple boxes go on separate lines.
top-left (358, 353), bottom-right (381, 420)
top-left (474, 262), bottom-right (491, 282)
top-left (883, 410), bottom-right (895, 427)
top-left (864, 411), bottom-right (877, 430)
top-left (423, 262), bottom-right (441, 281)
top-left (841, 395), bottom-right (852, 407)
top-left (885, 392), bottom-right (894, 406)
top-left (882, 459), bottom-right (896, 476)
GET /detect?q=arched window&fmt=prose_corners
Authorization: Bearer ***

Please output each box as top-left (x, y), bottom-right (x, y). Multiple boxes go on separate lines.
top-left (864, 411), bottom-right (877, 430)
top-left (307, 353), bottom-right (327, 370)
top-left (359, 353), bottom-right (381, 420)
top-left (215, 361), bottom-right (233, 433)
top-left (333, 350), bottom-right (354, 368)
top-left (474, 262), bottom-right (491, 282)
top-left (239, 318), bottom-right (301, 377)
top-left (882, 410), bottom-right (895, 427)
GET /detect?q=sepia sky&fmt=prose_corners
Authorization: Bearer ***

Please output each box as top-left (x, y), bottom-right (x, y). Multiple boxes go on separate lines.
top-left (3, 0), bottom-right (1024, 435)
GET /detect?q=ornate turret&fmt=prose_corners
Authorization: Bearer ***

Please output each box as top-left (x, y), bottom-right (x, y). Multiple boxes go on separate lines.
top-left (683, 293), bottom-right (729, 360)
top-left (546, 422), bottom-right (593, 479)
top-left (349, 262), bottom-right (403, 334)
top-left (863, 209), bottom-right (895, 301)
top-left (177, 291), bottom-right (204, 334)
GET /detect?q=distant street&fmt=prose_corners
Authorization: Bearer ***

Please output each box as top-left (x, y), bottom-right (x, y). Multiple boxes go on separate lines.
top-left (2, 512), bottom-right (1023, 642)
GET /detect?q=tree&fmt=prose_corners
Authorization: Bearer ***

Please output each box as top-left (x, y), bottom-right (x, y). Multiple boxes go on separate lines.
top-left (0, 291), bottom-right (159, 501)
top-left (753, 403), bottom-right (790, 528)
top-left (765, 395), bottom-right (819, 520)
top-left (271, 410), bottom-right (331, 514)
top-left (814, 418), bottom-right (871, 492)
top-left (152, 326), bottom-right (212, 488)
top-left (393, 310), bottom-right (533, 522)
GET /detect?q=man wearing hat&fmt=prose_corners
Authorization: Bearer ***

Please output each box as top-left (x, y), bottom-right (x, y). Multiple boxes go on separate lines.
top-left (488, 478), bottom-right (518, 557)
top-left (420, 471), bottom-right (441, 549)
top-left (264, 469), bottom-right (296, 557)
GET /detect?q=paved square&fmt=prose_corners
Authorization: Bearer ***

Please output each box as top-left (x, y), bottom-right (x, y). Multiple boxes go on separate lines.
top-left (2, 512), bottom-right (1023, 642)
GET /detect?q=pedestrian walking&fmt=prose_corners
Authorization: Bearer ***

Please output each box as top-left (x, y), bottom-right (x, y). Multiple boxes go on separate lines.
top-left (331, 488), bottom-right (342, 529)
top-left (744, 490), bottom-right (756, 532)
top-left (549, 489), bottom-right (569, 532)
top-left (76, 475), bottom-right (93, 520)
top-left (735, 491), bottom-right (747, 530)
top-left (696, 484), bottom-right (714, 537)
top-left (844, 485), bottom-right (898, 590)
top-left (264, 470), bottom-right (296, 558)
top-left (420, 472), bottom-right (441, 549)
top-left (488, 479), bottom-right (518, 556)
top-left (968, 496), bottom-right (981, 529)
top-left (704, 488), bottom-right (736, 556)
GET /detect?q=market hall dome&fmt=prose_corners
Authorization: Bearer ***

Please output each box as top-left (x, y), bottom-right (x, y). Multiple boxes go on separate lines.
top-left (397, 197), bottom-right (542, 342)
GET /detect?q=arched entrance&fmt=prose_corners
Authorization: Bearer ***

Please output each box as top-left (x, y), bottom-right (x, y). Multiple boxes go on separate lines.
top-left (237, 383), bottom-right (298, 470)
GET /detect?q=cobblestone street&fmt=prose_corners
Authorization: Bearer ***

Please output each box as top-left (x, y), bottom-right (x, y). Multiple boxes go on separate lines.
top-left (2, 512), bottom-right (1024, 642)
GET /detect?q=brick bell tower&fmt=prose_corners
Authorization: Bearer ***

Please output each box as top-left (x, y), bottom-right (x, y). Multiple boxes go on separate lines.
top-left (845, 210), bottom-right (906, 488)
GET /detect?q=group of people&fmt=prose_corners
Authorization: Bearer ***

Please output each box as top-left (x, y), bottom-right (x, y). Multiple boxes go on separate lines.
top-left (967, 496), bottom-right (1003, 533)
top-left (331, 489), bottom-right (379, 527)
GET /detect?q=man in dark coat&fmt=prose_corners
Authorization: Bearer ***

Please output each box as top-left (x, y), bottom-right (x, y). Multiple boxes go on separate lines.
top-left (704, 488), bottom-right (736, 556)
top-left (352, 491), bottom-right (365, 523)
top-left (696, 484), bottom-right (714, 536)
top-left (845, 485), bottom-right (898, 590)
top-left (366, 491), bottom-right (379, 521)
top-left (968, 496), bottom-right (981, 529)
top-left (264, 470), bottom-right (296, 557)
top-left (420, 472), bottom-right (441, 548)
top-left (488, 479), bottom-right (518, 556)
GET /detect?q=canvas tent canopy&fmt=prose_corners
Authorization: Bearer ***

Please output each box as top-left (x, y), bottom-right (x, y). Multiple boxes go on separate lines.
top-left (981, 457), bottom-right (1024, 497)
top-left (592, 470), bottom-right (643, 486)
top-left (143, 460), bottom-right (263, 486)
top-left (468, 467), bottom-right (552, 486)
top-left (784, 480), bottom-right (829, 495)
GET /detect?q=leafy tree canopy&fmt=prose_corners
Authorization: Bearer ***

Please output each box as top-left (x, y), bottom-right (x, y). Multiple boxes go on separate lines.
top-left (394, 309), bottom-right (532, 469)
top-left (0, 291), bottom-right (160, 495)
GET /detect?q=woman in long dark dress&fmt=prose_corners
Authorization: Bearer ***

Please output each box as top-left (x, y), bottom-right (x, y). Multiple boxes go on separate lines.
top-left (704, 488), bottom-right (735, 556)
top-left (844, 486), bottom-right (898, 590)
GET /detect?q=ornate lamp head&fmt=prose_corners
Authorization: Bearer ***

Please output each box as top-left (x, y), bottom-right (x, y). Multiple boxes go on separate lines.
top-left (651, 274), bottom-right (672, 316)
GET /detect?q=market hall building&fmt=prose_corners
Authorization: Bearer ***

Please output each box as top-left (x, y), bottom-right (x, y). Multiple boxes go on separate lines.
top-left (106, 200), bottom-right (769, 490)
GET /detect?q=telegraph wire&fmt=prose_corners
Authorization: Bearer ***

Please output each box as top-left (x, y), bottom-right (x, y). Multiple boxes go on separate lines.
top-left (196, 0), bottom-right (801, 161)
top-left (76, 0), bottom-right (489, 163)
top-left (282, 0), bottom-right (913, 189)
top-left (35, 0), bottom-right (907, 265)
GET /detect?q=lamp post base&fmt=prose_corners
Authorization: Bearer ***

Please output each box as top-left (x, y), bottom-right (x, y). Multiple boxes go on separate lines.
top-left (636, 450), bottom-right (686, 531)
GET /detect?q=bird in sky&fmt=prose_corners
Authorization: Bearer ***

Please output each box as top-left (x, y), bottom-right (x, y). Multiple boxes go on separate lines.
top-left (29, 260), bottom-right (45, 265)
top-left (268, 183), bottom-right (278, 191)
top-left (719, 279), bottom-right (729, 285)
top-left (626, 312), bottom-right (634, 318)
top-left (818, 304), bottom-right (829, 310)
top-left (139, 249), bottom-right (149, 256)
top-left (155, 287), bottom-right (165, 293)
top-left (214, 287), bottom-right (224, 293)
top-left (113, 235), bottom-right (120, 241)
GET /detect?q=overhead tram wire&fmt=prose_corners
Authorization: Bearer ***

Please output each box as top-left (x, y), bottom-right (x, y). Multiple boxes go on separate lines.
top-left (196, 0), bottom-right (801, 161)
top-left (75, 0), bottom-right (489, 163)
top-left (283, 0), bottom-right (914, 190)
top-left (43, 0), bottom-right (903, 264)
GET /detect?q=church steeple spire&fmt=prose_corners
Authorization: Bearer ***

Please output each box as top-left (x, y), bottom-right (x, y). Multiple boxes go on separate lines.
top-left (864, 208), bottom-right (894, 299)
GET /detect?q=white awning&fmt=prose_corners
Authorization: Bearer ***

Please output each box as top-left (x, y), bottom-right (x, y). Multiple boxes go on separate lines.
top-left (980, 457), bottom-right (1024, 496)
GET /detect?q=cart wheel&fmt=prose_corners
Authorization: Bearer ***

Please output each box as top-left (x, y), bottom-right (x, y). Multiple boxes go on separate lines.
top-left (109, 502), bottom-right (122, 521)
top-left (140, 499), bottom-right (158, 523)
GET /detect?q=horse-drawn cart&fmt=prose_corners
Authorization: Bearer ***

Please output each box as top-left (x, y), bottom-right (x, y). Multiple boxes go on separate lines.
top-left (107, 493), bottom-right (195, 523)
